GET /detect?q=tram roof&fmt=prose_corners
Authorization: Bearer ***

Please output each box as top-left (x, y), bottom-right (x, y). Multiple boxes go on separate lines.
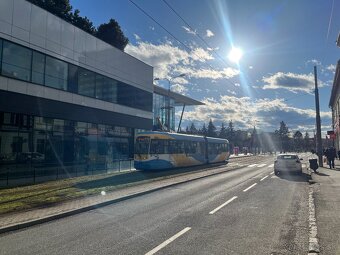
top-left (153, 85), bottom-right (205, 106)
top-left (136, 131), bottom-right (229, 143)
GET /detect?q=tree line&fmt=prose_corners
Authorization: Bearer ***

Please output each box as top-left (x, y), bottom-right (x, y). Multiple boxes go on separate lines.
top-left (28, 0), bottom-right (129, 50)
top-left (182, 120), bottom-right (315, 153)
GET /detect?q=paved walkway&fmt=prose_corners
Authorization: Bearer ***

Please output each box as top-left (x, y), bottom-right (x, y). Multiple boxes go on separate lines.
top-left (311, 160), bottom-right (340, 255)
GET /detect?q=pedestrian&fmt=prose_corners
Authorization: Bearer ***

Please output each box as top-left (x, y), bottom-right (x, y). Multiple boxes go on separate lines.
top-left (337, 150), bottom-right (340, 160)
top-left (309, 150), bottom-right (319, 173)
top-left (326, 147), bottom-right (336, 169)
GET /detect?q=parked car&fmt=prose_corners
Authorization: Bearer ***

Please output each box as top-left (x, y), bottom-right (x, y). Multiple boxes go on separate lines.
top-left (274, 154), bottom-right (303, 175)
top-left (17, 152), bottom-right (45, 163)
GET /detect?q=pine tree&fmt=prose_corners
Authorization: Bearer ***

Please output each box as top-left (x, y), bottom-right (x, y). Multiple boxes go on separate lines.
top-left (226, 120), bottom-right (235, 143)
top-left (189, 123), bottom-right (198, 135)
top-left (219, 122), bottom-right (227, 138)
top-left (200, 124), bottom-right (208, 136)
top-left (275, 121), bottom-right (289, 152)
top-left (207, 119), bottom-right (217, 137)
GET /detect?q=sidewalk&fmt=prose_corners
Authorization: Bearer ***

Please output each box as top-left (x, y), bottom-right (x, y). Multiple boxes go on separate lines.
top-left (310, 160), bottom-right (340, 255)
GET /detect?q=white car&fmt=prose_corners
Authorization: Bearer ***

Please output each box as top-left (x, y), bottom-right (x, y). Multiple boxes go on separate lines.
top-left (274, 154), bottom-right (303, 175)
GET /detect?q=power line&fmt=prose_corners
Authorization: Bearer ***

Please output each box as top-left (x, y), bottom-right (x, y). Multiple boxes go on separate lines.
top-left (128, 0), bottom-right (238, 88)
top-left (161, 0), bottom-right (231, 68)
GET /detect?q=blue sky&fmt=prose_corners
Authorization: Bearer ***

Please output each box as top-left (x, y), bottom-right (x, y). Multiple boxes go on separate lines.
top-left (71, 0), bottom-right (339, 135)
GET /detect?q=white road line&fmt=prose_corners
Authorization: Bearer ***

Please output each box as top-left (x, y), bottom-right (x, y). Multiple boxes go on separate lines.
top-left (209, 196), bottom-right (238, 215)
top-left (145, 227), bottom-right (191, 255)
top-left (257, 163), bottom-right (267, 167)
top-left (270, 172), bottom-right (274, 175)
top-left (243, 183), bottom-right (257, 192)
top-left (308, 187), bottom-right (320, 253)
top-left (268, 164), bottom-right (274, 167)
top-left (248, 164), bottom-right (258, 168)
top-left (260, 175), bottom-right (269, 181)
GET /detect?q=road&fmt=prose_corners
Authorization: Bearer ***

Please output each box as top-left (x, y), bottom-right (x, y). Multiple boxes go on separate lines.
top-left (0, 155), bottom-right (311, 255)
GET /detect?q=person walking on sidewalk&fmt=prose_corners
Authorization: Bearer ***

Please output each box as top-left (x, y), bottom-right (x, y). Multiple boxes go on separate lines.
top-left (326, 146), bottom-right (336, 169)
top-left (309, 150), bottom-right (319, 173)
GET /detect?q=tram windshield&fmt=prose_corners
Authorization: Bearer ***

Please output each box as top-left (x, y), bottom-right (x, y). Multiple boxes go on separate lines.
top-left (135, 136), bottom-right (150, 154)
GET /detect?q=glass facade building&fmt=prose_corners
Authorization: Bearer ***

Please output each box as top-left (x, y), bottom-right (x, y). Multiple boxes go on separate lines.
top-left (0, 0), bottom-right (153, 186)
top-left (153, 93), bottom-right (175, 131)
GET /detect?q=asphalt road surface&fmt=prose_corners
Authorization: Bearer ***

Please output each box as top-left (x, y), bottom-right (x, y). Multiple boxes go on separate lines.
top-left (0, 156), bottom-right (311, 255)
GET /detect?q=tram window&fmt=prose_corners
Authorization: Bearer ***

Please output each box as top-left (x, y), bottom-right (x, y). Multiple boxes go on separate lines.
top-left (198, 142), bottom-right (205, 154)
top-left (150, 139), bottom-right (165, 154)
top-left (208, 143), bottom-right (218, 154)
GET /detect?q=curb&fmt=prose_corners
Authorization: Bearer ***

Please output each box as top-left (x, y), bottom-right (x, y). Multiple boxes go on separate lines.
top-left (0, 162), bottom-right (250, 234)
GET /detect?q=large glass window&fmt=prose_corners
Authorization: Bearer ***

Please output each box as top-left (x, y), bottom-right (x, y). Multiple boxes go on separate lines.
top-left (1, 41), bottom-right (32, 81)
top-left (32, 51), bottom-right (45, 85)
top-left (45, 56), bottom-right (68, 90)
top-left (67, 64), bottom-right (78, 93)
top-left (117, 82), bottom-right (134, 108)
top-left (0, 39), bottom-right (152, 113)
top-left (95, 75), bottom-right (118, 103)
top-left (0, 39), bottom-right (2, 71)
top-left (78, 68), bottom-right (95, 97)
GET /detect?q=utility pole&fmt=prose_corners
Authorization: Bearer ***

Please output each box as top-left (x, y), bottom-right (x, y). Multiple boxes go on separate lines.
top-left (314, 66), bottom-right (323, 167)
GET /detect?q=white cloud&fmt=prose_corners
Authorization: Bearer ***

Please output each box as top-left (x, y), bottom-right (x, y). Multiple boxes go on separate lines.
top-left (306, 59), bottom-right (321, 66)
top-left (182, 26), bottom-right (196, 35)
top-left (326, 64), bottom-right (336, 72)
top-left (262, 72), bottom-right (320, 93)
top-left (125, 41), bottom-right (218, 79)
top-left (206, 29), bottom-right (214, 37)
top-left (171, 84), bottom-right (188, 95)
top-left (175, 66), bottom-right (239, 80)
top-left (207, 47), bottom-right (219, 51)
top-left (227, 89), bottom-right (237, 95)
top-left (125, 41), bottom-right (190, 78)
top-left (182, 95), bottom-right (331, 131)
top-left (133, 34), bottom-right (141, 40)
top-left (190, 48), bottom-right (214, 62)
top-left (249, 66), bottom-right (253, 69)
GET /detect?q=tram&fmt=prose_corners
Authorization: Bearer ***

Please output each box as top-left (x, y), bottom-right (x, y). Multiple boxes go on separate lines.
top-left (134, 131), bottom-right (230, 170)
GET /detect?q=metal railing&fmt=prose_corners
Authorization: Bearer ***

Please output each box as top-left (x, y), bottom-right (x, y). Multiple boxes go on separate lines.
top-left (0, 158), bottom-right (135, 188)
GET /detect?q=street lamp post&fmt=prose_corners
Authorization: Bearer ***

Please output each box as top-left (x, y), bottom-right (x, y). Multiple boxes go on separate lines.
top-left (154, 73), bottom-right (186, 132)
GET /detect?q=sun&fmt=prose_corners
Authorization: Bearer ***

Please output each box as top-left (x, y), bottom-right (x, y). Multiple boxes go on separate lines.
top-left (228, 47), bottom-right (243, 63)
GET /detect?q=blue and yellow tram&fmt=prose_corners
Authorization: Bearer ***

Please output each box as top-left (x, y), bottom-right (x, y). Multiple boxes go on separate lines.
top-left (134, 131), bottom-right (230, 170)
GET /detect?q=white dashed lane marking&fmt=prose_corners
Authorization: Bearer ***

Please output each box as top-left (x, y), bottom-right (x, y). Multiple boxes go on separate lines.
top-left (243, 183), bottom-right (257, 192)
top-left (268, 164), bottom-right (274, 167)
top-left (145, 227), bottom-right (191, 255)
top-left (209, 196), bottom-right (238, 215)
top-left (257, 164), bottom-right (267, 167)
top-left (260, 175), bottom-right (269, 181)
top-left (248, 164), bottom-right (258, 168)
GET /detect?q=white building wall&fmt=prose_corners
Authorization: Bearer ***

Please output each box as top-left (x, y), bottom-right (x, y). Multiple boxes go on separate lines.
top-left (0, 0), bottom-right (153, 119)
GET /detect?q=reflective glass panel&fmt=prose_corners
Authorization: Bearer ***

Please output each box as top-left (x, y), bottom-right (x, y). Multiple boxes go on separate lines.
top-left (45, 56), bottom-right (68, 90)
top-left (32, 51), bottom-right (45, 85)
top-left (78, 68), bottom-right (95, 97)
top-left (1, 41), bottom-right (32, 81)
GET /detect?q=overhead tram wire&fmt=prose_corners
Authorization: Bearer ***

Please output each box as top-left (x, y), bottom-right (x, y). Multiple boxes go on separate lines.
top-left (161, 0), bottom-right (231, 68)
top-left (128, 0), bottom-right (238, 88)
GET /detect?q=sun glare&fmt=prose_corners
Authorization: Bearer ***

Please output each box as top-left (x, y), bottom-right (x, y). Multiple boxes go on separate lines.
top-left (228, 47), bottom-right (243, 63)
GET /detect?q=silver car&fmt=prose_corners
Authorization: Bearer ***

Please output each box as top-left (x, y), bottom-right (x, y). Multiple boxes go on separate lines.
top-left (274, 154), bottom-right (303, 175)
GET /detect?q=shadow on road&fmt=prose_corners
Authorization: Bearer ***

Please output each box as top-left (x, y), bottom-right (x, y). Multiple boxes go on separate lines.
top-left (275, 172), bottom-right (310, 183)
top-left (75, 163), bottom-right (228, 190)
top-left (313, 172), bottom-right (330, 176)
